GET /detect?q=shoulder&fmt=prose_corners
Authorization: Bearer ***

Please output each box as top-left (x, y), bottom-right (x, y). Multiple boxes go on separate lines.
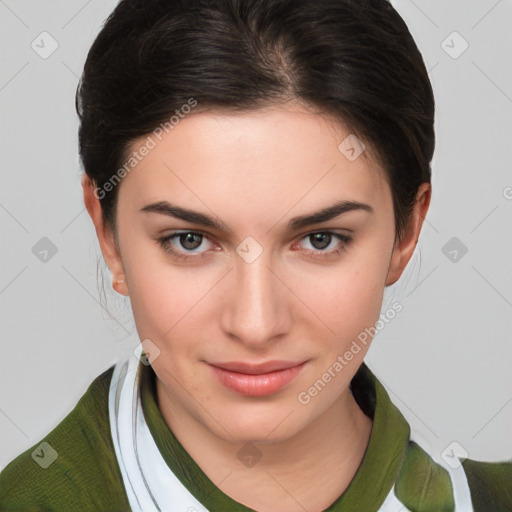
top-left (0, 364), bottom-right (131, 512)
top-left (462, 457), bottom-right (512, 512)
top-left (395, 440), bottom-right (512, 512)
top-left (395, 440), bottom-right (455, 511)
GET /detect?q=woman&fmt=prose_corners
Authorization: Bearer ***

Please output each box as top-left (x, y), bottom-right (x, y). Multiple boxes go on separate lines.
top-left (0, 0), bottom-right (510, 510)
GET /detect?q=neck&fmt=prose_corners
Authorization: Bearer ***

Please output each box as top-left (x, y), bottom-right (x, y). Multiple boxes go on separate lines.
top-left (156, 381), bottom-right (373, 512)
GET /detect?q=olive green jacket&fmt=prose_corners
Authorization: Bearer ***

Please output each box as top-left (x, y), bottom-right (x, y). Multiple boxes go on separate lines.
top-left (0, 361), bottom-right (510, 511)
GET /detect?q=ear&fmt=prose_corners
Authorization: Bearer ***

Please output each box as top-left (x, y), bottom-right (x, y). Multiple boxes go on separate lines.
top-left (82, 173), bottom-right (129, 296)
top-left (386, 182), bottom-right (431, 286)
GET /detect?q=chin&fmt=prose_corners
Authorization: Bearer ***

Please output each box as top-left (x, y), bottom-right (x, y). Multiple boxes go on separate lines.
top-left (205, 400), bottom-right (308, 445)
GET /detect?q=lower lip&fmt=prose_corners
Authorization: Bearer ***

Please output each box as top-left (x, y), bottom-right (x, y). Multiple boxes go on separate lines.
top-left (210, 363), bottom-right (306, 397)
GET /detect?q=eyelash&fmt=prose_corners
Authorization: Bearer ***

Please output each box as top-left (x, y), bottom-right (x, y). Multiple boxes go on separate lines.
top-left (157, 230), bottom-right (352, 262)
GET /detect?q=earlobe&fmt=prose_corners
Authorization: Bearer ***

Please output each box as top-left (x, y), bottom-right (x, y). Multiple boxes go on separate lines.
top-left (82, 173), bottom-right (129, 296)
top-left (112, 278), bottom-right (127, 296)
top-left (385, 183), bottom-right (431, 286)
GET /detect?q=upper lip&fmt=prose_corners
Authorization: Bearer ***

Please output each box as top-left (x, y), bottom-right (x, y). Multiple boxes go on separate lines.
top-left (208, 360), bottom-right (307, 375)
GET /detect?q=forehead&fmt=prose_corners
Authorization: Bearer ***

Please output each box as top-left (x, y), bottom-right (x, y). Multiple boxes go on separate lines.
top-left (116, 103), bottom-right (390, 224)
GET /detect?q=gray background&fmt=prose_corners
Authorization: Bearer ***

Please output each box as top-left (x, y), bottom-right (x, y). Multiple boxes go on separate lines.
top-left (1, 0), bottom-right (511, 470)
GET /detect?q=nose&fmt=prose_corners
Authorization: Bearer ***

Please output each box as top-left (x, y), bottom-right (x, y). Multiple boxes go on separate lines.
top-left (220, 246), bottom-right (291, 348)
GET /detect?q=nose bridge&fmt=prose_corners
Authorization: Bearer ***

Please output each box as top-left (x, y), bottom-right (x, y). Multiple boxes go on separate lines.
top-left (222, 239), bottom-right (288, 344)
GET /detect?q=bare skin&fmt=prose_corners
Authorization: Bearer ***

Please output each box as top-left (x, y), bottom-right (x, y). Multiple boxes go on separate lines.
top-left (83, 100), bottom-right (430, 512)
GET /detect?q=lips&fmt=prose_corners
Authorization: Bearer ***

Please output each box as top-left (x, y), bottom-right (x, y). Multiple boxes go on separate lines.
top-left (208, 360), bottom-right (307, 396)
top-left (209, 360), bottom-right (305, 374)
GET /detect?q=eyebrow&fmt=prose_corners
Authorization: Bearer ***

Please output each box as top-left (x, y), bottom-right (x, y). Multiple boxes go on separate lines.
top-left (139, 199), bottom-right (373, 233)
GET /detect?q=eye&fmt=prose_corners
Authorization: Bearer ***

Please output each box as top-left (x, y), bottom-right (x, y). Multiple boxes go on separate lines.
top-left (158, 231), bottom-right (214, 261)
top-left (295, 231), bottom-right (352, 260)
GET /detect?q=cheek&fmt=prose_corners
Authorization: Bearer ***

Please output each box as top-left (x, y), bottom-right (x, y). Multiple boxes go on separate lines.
top-left (120, 238), bottom-right (205, 344)
top-left (293, 241), bottom-right (391, 346)
top-left (128, 268), bottom-right (204, 342)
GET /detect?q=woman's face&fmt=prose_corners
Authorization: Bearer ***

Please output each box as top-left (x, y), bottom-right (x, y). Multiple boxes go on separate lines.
top-left (100, 101), bottom-right (420, 443)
